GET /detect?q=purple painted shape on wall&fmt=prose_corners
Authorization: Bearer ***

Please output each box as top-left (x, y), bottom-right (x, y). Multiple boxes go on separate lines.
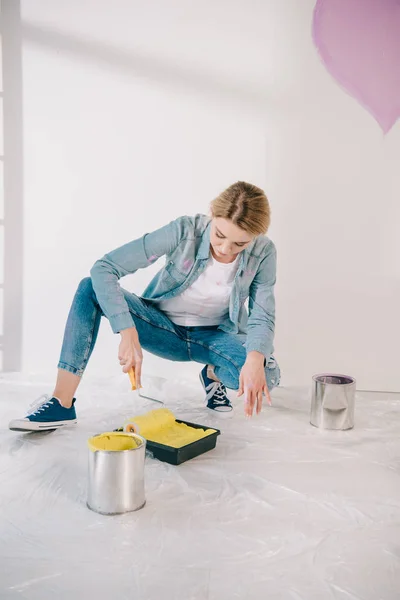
top-left (313, 0), bottom-right (400, 133)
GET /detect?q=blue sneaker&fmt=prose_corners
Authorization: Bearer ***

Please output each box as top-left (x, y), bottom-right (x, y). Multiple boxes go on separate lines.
top-left (9, 395), bottom-right (77, 432)
top-left (199, 366), bottom-right (233, 414)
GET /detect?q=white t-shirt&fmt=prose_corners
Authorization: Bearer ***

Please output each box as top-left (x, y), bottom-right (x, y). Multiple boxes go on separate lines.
top-left (159, 255), bottom-right (240, 326)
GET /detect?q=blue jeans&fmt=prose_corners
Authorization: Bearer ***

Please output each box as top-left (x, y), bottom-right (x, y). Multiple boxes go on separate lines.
top-left (58, 278), bottom-right (281, 391)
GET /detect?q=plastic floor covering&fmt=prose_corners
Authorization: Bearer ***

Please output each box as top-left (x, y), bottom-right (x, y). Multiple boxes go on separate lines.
top-left (0, 373), bottom-right (399, 600)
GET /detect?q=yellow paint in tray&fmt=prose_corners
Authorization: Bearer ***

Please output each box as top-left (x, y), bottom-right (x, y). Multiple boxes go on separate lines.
top-left (126, 408), bottom-right (216, 448)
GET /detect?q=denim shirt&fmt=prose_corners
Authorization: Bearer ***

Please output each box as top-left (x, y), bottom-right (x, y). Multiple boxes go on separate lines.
top-left (90, 214), bottom-right (277, 358)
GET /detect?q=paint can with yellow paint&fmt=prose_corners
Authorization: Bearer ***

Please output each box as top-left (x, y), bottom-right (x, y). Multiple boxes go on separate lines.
top-left (87, 432), bottom-right (146, 515)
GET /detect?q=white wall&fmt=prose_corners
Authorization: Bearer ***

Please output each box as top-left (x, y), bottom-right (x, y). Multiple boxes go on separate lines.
top-left (19, 0), bottom-right (400, 391)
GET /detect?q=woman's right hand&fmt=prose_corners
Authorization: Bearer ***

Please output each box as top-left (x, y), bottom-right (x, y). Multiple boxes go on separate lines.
top-left (118, 327), bottom-right (143, 387)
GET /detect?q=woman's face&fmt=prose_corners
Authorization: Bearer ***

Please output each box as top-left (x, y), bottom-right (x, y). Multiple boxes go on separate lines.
top-left (210, 217), bottom-right (253, 263)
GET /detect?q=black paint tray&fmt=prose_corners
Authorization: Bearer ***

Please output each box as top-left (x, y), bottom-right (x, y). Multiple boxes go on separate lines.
top-left (146, 419), bottom-right (220, 465)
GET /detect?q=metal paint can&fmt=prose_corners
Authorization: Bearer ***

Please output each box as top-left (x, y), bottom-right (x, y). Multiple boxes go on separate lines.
top-left (87, 432), bottom-right (146, 515)
top-left (311, 374), bottom-right (356, 430)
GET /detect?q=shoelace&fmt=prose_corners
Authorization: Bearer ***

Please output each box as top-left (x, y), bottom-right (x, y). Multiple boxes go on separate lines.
top-left (27, 394), bottom-right (53, 416)
top-left (205, 381), bottom-right (229, 405)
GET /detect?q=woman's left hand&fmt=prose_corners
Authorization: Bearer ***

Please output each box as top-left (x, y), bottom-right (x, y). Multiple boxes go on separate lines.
top-left (237, 351), bottom-right (272, 417)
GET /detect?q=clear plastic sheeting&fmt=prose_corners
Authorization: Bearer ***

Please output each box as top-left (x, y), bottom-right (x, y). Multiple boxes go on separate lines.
top-left (1, 373), bottom-right (400, 600)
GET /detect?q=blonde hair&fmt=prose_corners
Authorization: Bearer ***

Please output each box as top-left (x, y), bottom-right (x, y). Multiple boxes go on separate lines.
top-left (210, 181), bottom-right (270, 236)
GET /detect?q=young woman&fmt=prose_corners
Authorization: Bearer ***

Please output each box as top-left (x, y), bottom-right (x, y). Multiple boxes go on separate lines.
top-left (9, 181), bottom-right (280, 432)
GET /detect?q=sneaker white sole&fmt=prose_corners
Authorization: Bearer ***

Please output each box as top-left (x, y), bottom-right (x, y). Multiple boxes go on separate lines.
top-left (207, 407), bottom-right (233, 417)
top-left (9, 419), bottom-right (77, 432)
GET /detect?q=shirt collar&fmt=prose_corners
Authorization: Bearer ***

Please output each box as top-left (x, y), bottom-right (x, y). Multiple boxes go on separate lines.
top-left (197, 221), bottom-right (212, 260)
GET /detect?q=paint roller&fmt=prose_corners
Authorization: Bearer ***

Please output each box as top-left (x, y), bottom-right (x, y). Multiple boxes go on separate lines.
top-left (128, 367), bottom-right (137, 391)
top-left (128, 367), bottom-right (164, 405)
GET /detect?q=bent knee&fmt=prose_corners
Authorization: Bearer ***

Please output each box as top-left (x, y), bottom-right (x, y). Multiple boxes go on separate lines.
top-left (76, 276), bottom-right (95, 297)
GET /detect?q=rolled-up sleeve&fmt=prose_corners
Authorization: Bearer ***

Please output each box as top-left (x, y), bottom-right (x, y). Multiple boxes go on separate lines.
top-left (245, 243), bottom-right (277, 358)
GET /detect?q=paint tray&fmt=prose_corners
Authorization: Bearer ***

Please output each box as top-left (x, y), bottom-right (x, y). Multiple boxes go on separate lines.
top-left (115, 416), bottom-right (220, 465)
top-left (146, 419), bottom-right (220, 465)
